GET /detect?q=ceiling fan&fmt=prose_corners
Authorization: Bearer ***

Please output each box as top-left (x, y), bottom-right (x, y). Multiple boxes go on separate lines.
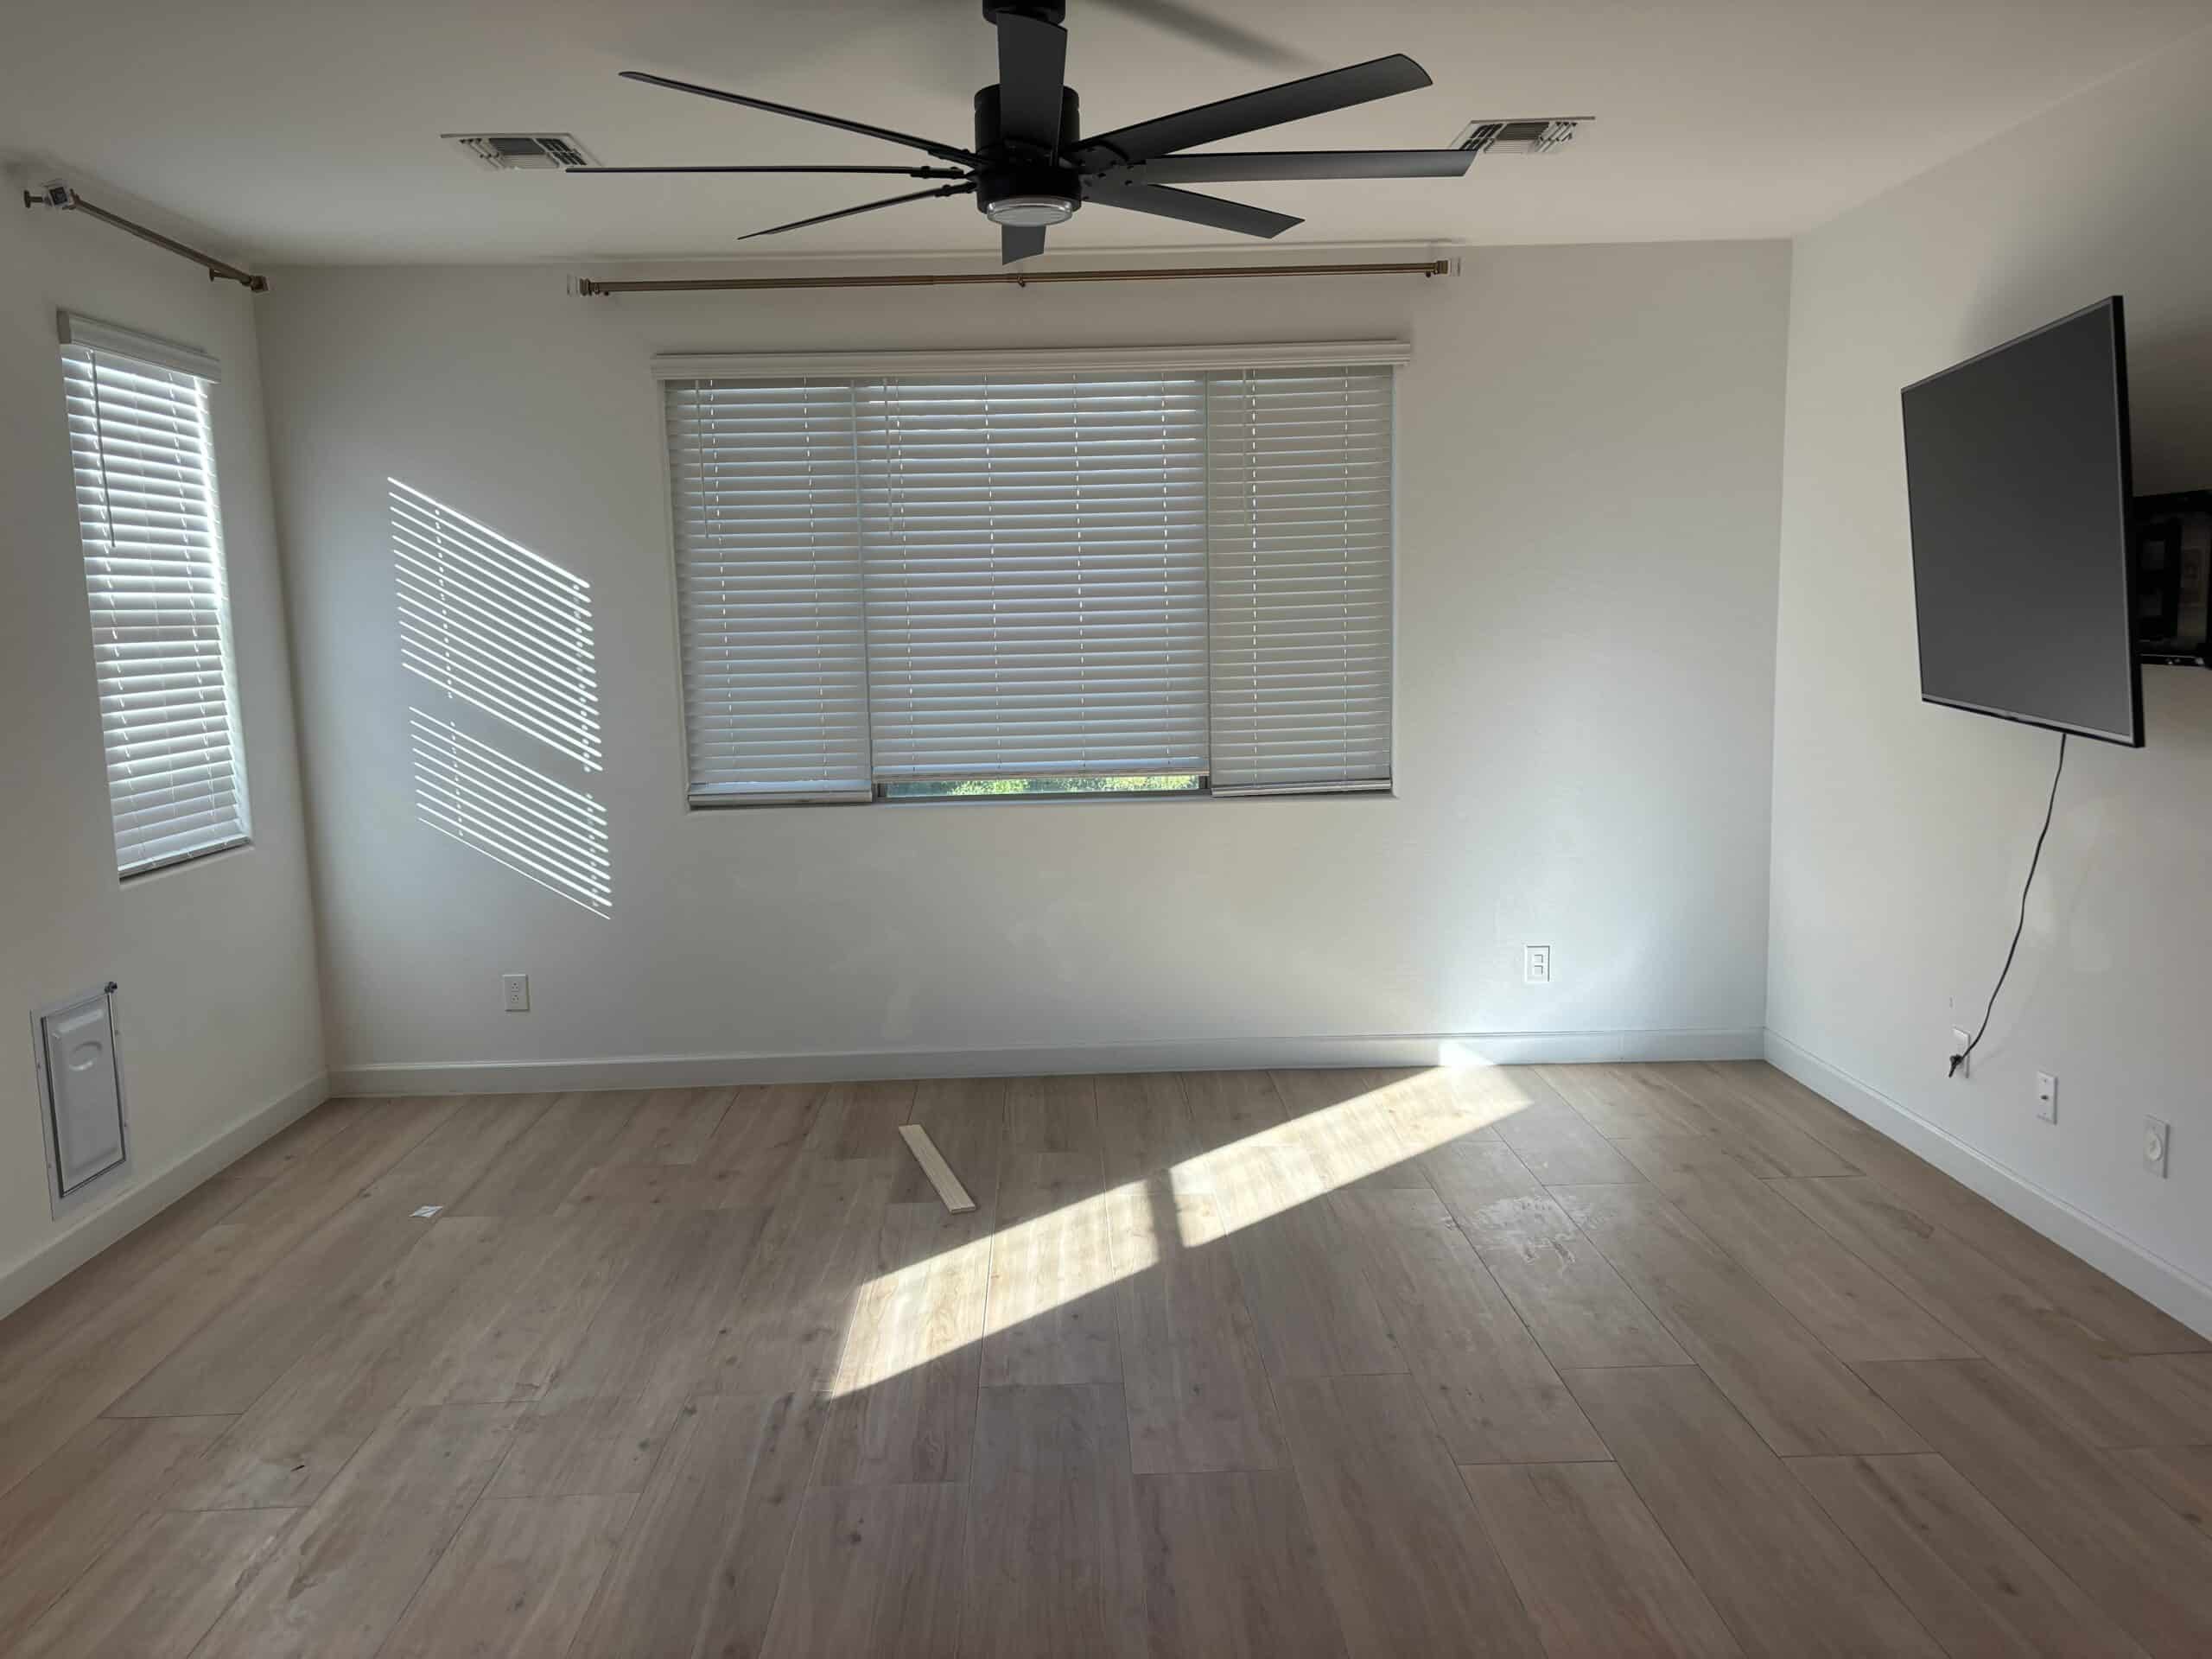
top-left (569, 0), bottom-right (1474, 264)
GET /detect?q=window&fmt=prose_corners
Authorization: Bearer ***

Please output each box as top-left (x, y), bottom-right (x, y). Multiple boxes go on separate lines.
top-left (663, 344), bottom-right (1400, 804)
top-left (60, 315), bottom-right (249, 874)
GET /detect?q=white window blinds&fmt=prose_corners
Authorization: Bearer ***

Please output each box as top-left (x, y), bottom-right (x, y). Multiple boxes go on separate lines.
top-left (857, 372), bottom-right (1207, 780)
top-left (662, 346), bottom-right (1397, 804)
top-left (1206, 365), bottom-right (1395, 791)
top-left (60, 327), bottom-right (250, 874)
top-left (667, 379), bottom-right (871, 800)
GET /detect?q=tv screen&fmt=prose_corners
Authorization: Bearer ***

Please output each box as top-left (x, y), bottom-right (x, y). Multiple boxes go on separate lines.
top-left (1903, 296), bottom-right (2141, 747)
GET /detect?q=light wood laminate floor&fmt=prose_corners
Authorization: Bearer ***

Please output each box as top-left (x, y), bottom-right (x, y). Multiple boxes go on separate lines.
top-left (1, 1062), bottom-right (2208, 1656)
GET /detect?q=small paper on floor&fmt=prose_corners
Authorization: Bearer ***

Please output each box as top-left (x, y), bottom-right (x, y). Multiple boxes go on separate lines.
top-left (899, 1123), bottom-right (976, 1214)
top-left (411, 1205), bottom-right (443, 1218)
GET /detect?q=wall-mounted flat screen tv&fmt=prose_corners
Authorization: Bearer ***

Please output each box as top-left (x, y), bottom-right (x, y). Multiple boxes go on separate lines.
top-left (1903, 296), bottom-right (2141, 747)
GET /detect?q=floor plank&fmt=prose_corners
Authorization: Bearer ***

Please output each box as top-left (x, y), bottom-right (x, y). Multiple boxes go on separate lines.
top-left (378, 1492), bottom-right (636, 1659)
top-left (1638, 1063), bottom-right (1859, 1177)
top-left (700, 1159), bottom-right (898, 1397)
top-left (1006, 1073), bottom-right (1103, 1155)
top-left (1269, 1069), bottom-right (1433, 1191)
top-left (1776, 1175), bottom-right (2212, 1446)
top-left (1333, 1188), bottom-right (1605, 1464)
top-left (1117, 1184), bottom-right (1286, 1474)
top-left (1215, 1144), bottom-right (1404, 1382)
top-left (1495, 1099), bottom-right (1644, 1186)
top-left (1462, 1460), bottom-right (1744, 1658)
top-left (1422, 1135), bottom-right (1582, 1250)
top-left (1856, 1357), bottom-right (2212, 1656)
top-left (1177, 1070), bottom-right (1287, 1154)
top-left (1701, 1065), bottom-right (2202, 1354)
top-left (1613, 1133), bottom-right (1977, 1362)
top-left (1276, 1370), bottom-right (1545, 1658)
top-left (694, 1083), bottom-right (824, 1207)
top-left (1554, 1182), bottom-right (1924, 1455)
top-left (1562, 1365), bottom-right (1942, 1657)
top-left (601, 1086), bottom-right (736, 1165)
top-left (0, 1413), bottom-right (233, 1649)
top-left (448, 1090), bottom-right (644, 1216)
top-left (13, 1507), bottom-right (295, 1659)
top-left (192, 1401), bottom-right (526, 1659)
top-left (1478, 1228), bottom-right (1692, 1372)
top-left (569, 1390), bottom-right (825, 1659)
top-left (1789, 1451), bottom-right (2145, 1659)
top-left (1095, 1071), bottom-right (1201, 1187)
top-left (817, 1200), bottom-right (991, 1486)
top-left (2110, 1444), bottom-right (2212, 1542)
top-left (981, 1151), bottom-right (1127, 1388)
top-left (1134, 1469), bottom-right (1348, 1659)
top-left (486, 1205), bottom-right (769, 1498)
top-left (1540, 1065), bottom-right (1723, 1141)
top-left (169, 1213), bottom-right (515, 1510)
top-left (966, 1382), bottom-right (1147, 1659)
top-left (759, 1481), bottom-right (969, 1659)
top-left (804, 1079), bottom-right (917, 1163)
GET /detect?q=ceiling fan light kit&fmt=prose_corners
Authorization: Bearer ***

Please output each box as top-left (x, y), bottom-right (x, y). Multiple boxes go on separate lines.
top-left (565, 0), bottom-right (1484, 264)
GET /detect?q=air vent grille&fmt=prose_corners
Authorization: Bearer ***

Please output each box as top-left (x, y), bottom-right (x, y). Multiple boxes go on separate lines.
top-left (1452, 118), bottom-right (1587, 156)
top-left (444, 133), bottom-right (599, 171)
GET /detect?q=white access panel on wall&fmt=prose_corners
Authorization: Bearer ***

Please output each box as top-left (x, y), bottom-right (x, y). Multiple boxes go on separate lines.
top-left (33, 984), bottom-right (130, 1214)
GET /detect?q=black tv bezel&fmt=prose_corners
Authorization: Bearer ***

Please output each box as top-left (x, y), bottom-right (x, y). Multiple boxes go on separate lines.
top-left (1903, 295), bottom-right (2144, 749)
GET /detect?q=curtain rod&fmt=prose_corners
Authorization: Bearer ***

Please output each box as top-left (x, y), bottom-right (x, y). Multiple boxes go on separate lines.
top-left (574, 257), bottom-right (1452, 296)
top-left (22, 181), bottom-right (269, 292)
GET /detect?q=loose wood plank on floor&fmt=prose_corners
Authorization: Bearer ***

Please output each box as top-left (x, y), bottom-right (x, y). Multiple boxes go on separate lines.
top-left (1134, 1469), bottom-right (1348, 1659)
top-left (192, 1400), bottom-right (526, 1659)
top-left (13, 1507), bottom-right (295, 1659)
top-left (1277, 1370), bottom-right (1544, 1658)
top-left (1562, 1365), bottom-right (1942, 1657)
top-left (1333, 1187), bottom-right (1604, 1464)
top-left (378, 1492), bottom-right (636, 1659)
top-left (1789, 1451), bottom-right (2145, 1659)
top-left (1855, 1358), bottom-right (2212, 1656)
top-left (0, 1413), bottom-right (233, 1649)
top-left (1461, 1460), bottom-right (1744, 1659)
top-left (967, 1382), bottom-right (1147, 1659)
top-left (1554, 1182), bottom-right (1923, 1456)
top-left (569, 1390), bottom-right (825, 1659)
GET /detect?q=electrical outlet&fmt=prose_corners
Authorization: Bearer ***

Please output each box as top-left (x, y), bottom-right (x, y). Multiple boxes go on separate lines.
top-left (1523, 944), bottom-right (1552, 985)
top-left (502, 973), bottom-right (530, 1013)
top-left (2034, 1071), bottom-right (2057, 1123)
top-left (2144, 1116), bottom-right (2170, 1178)
top-left (1950, 1027), bottom-right (1973, 1078)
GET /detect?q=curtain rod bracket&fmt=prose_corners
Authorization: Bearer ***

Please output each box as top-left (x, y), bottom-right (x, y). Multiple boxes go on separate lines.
top-left (24, 180), bottom-right (269, 292)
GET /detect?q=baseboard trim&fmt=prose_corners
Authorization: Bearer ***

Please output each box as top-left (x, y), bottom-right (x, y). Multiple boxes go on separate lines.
top-left (1764, 1029), bottom-right (2212, 1339)
top-left (0, 1069), bottom-right (331, 1322)
top-left (330, 1025), bottom-right (1765, 1097)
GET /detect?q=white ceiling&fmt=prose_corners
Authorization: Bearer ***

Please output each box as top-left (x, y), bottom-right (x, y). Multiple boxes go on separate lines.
top-left (4, 0), bottom-right (2206, 264)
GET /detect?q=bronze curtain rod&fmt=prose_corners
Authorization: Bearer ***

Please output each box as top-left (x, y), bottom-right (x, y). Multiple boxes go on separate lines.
top-left (575, 257), bottom-right (1452, 296)
top-left (22, 181), bottom-right (269, 292)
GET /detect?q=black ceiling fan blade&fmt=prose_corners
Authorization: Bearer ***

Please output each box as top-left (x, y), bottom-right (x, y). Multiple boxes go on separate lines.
top-left (996, 11), bottom-right (1069, 154)
top-left (619, 71), bottom-right (976, 165)
top-left (1083, 176), bottom-right (1300, 238)
top-left (1104, 149), bottom-right (1473, 183)
top-left (738, 182), bottom-right (975, 242)
top-left (1089, 0), bottom-right (1318, 73)
top-left (569, 164), bottom-right (972, 179)
top-left (1074, 54), bottom-right (1432, 165)
top-left (1001, 223), bottom-right (1047, 264)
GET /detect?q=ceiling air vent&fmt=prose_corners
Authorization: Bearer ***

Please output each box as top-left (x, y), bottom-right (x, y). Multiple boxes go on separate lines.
top-left (1452, 118), bottom-right (1588, 156)
top-left (443, 133), bottom-right (599, 171)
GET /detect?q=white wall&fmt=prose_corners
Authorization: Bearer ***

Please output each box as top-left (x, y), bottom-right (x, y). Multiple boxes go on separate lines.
top-left (257, 240), bottom-right (1789, 1084)
top-left (0, 179), bottom-right (325, 1304)
top-left (1769, 28), bottom-right (2212, 1308)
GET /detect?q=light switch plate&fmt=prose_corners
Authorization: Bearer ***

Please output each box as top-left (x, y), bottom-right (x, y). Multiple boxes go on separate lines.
top-left (2034, 1072), bottom-right (2057, 1123)
top-left (2145, 1116), bottom-right (2171, 1178)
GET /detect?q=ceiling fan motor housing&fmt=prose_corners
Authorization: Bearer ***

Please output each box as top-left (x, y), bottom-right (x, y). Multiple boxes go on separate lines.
top-left (973, 84), bottom-right (1084, 224)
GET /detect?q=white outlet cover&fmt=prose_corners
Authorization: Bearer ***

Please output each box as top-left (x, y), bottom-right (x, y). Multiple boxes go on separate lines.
top-left (2144, 1116), bottom-right (2170, 1178)
top-left (502, 973), bottom-right (530, 1012)
top-left (2034, 1072), bottom-right (2057, 1122)
top-left (1950, 1027), bottom-right (1972, 1078)
top-left (1523, 944), bottom-right (1552, 985)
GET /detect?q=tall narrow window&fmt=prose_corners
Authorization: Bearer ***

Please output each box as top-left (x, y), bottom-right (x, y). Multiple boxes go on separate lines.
top-left (663, 344), bottom-right (1401, 804)
top-left (60, 316), bottom-right (249, 874)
